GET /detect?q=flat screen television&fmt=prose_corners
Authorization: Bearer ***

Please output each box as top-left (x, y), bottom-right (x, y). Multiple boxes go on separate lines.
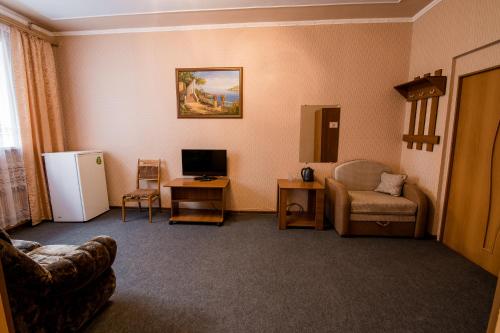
top-left (182, 149), bottom-right (227, 181)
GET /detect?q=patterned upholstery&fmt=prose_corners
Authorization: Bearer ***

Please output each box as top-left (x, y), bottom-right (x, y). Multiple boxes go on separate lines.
top-left (350, 214), bottom-right (415, 222)
top-left (334, 160), bottom-right (391, 191)
top-left (11, 239), bottom-right (41, 253)
top-left (0, 229), bottom-right (117, 333)
top-left (349, 191), bottom-right (417, 215)
top-left (123, 188), bottom-right (159, 199)
top-left (138, 165), bottom-right (159, 179)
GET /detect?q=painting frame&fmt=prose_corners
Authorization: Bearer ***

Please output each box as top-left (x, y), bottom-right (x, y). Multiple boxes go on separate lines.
top-left (176, 67), bottom-right (243, 119)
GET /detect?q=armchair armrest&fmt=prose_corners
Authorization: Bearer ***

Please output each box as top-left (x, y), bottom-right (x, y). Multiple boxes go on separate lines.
top-left (325, 177), bottom-right (350, 236)
top-left (34, 236), bottom-right (117, 294)
top-left (0, 240), bottom-right (51, 295)
top-left (402, 183), bottom-right (428, 238)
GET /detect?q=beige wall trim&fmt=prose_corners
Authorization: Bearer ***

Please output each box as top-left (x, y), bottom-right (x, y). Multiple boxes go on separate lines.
top-left (436, 39), bottom-right (500, 241)
top-left (412, 0), bottom-right (442, 22)
top-left (53, 17), bottom-right (412, 36)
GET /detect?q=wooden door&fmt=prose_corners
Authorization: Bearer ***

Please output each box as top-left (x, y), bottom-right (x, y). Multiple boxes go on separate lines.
top-left (443, 67), bottom-right (500, 275)
top-left (313, 108), bottom-right (340, 162)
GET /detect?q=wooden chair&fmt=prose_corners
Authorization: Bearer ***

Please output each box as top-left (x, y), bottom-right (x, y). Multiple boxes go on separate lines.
top-left (122, 159), bottom-right (161, 223)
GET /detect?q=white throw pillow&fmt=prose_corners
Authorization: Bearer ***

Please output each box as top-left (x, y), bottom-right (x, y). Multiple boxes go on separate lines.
top-left (374, 172), bottom-right (407, 196)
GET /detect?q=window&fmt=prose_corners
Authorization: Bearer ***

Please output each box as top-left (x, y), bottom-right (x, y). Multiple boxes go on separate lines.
top-left (0, 24), bottom-right (21, 148)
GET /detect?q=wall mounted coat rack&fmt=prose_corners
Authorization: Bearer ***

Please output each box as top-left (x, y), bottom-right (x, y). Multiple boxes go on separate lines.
top-left (394, 69), bottom-right (447, 151)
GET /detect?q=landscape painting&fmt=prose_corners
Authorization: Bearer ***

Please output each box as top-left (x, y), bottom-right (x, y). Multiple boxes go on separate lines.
top-left (176, 67), bottom-right (243, 118)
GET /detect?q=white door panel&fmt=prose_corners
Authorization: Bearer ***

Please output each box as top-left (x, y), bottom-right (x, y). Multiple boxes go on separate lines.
top-left (76, 152), bottom-right (110, 221)
top-left (44, 154), bottom-right (83, 221)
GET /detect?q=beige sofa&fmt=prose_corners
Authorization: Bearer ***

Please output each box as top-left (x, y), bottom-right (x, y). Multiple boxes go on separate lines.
top-left (325, 160), bottom-right (428, 238)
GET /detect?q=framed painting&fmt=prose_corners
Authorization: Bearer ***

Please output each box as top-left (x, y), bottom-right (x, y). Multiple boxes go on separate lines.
top-left (176, 67), bottom-right (243, 118)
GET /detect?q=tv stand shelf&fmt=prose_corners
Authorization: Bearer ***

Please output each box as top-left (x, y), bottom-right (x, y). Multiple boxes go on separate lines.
top-left (164, 178), bottom-right (229, 226)
top-left (170, 209), bottom-right (224, 223)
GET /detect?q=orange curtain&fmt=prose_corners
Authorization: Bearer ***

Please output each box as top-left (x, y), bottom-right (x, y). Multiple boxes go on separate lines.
top-left (10, 28), bottom-right (65, 225)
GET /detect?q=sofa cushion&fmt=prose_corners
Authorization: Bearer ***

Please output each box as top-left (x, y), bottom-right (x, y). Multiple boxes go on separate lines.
top-left (349, 190), bottom-right (417, 215)
top-left (335, 160), bottom-right (392, 191)
top-left (374, 172), bottom-right (407, 196)
top-left (350, 213), bottom-right (416, 222)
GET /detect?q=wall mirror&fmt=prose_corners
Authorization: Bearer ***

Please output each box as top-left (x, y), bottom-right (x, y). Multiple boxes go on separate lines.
top-left (299, 105), bottom-right (340, 163)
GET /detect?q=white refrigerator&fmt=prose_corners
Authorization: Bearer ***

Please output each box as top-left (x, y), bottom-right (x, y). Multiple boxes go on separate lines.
top-left (43, 151), bottom-right (110, 222)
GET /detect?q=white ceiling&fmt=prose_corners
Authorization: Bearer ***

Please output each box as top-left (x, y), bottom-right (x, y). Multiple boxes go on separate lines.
top-left (2, 0), bottom-right (401, 20)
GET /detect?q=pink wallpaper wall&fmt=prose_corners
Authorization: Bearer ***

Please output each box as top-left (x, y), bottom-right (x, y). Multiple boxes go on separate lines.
top-left (400, 0), bottom-right (500, 235)
top-left (56, 23), bottom-right (411, 211)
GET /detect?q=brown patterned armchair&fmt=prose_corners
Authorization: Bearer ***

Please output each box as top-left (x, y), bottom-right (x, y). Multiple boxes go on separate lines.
top-left (0, 229), bottom-right (116, 332)
top-left (325, 160), bottom-right (428, 238)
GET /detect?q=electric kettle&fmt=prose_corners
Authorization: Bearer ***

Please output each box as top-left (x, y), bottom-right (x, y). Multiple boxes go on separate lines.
top-left (301, 167), bottom-right (314, 182)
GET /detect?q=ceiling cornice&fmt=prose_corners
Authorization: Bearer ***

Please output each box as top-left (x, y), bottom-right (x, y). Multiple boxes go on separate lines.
top-left (51, 1), bottom-right (402, 21)
top-left (412, 0), bottom-right (441, 21)
top-left (1, 0), bottom-right (442, 37)
top-left (0, 4), bottom-right (54, 36)
top-left (52, 17), bottom-right (413, 36)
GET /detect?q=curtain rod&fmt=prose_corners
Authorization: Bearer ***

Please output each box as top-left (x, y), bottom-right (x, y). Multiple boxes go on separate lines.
top-left (0, 14), bottom-right (59, 47)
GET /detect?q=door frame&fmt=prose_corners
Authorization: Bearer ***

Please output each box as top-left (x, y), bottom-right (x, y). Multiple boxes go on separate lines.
top-left (433, 40), bottom-right (500, 240)
top-left (440, 64), bottom-right (500, 241)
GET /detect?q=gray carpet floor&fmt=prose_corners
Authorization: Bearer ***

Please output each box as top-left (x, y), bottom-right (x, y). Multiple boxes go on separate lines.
top-left (11, 209), bottom-right (496, 333)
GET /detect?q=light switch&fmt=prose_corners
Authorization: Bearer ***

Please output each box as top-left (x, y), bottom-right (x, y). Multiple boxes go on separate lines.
top-left (329, 121), bottom-right (338, 129)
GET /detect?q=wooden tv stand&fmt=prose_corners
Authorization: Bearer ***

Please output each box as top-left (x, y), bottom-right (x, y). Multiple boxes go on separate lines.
top-left (164, 178), bottom-right (230, 226)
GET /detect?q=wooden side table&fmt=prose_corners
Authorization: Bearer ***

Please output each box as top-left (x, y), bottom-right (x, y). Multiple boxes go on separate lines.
top-left (164, 178), bottom-right (229, 226)
top-left (276, 179), bottom-right (325, 230)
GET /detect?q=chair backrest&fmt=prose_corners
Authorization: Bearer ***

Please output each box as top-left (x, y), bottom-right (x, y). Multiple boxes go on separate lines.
top-left (136, 159), bottom-right (161, 191)
top-left (334, 160), bottom-right (391, 191)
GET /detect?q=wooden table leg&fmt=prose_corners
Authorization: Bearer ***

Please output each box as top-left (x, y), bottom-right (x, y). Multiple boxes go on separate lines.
top-left (307, 190), bottom-right (315, 215)
top-left (171, 202), bottom-right (179, 216)
top-left (315, 189), bottom-right (325, 230)
top-left (276, 182), bottom-right (279, 217)
top-left (170, 188), bottom-right (179, 223)
top-left (278, 188), bottom-right (288, 230)
top-left (221, 187), bottom-right (226, 223)
top-left (121, 197), bottom-right (126, 222)
top-left (148, 197), bottom-right (152, 223)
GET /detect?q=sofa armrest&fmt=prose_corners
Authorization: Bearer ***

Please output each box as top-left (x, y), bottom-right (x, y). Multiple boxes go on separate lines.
top-left (38, 236), bottom-right (117, 294)
top-left (0, 240), bottom-right (51, 296)
top-left (12, 239), bottom-right (42, 253)
top-left (325, 178), bottom-right (350, 236)
top-left (402, 183), bottom-right (428, 238)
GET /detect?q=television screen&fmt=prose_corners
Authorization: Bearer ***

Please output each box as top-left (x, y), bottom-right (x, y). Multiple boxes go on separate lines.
top-left (182, 149), bottom-right (227, 179)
